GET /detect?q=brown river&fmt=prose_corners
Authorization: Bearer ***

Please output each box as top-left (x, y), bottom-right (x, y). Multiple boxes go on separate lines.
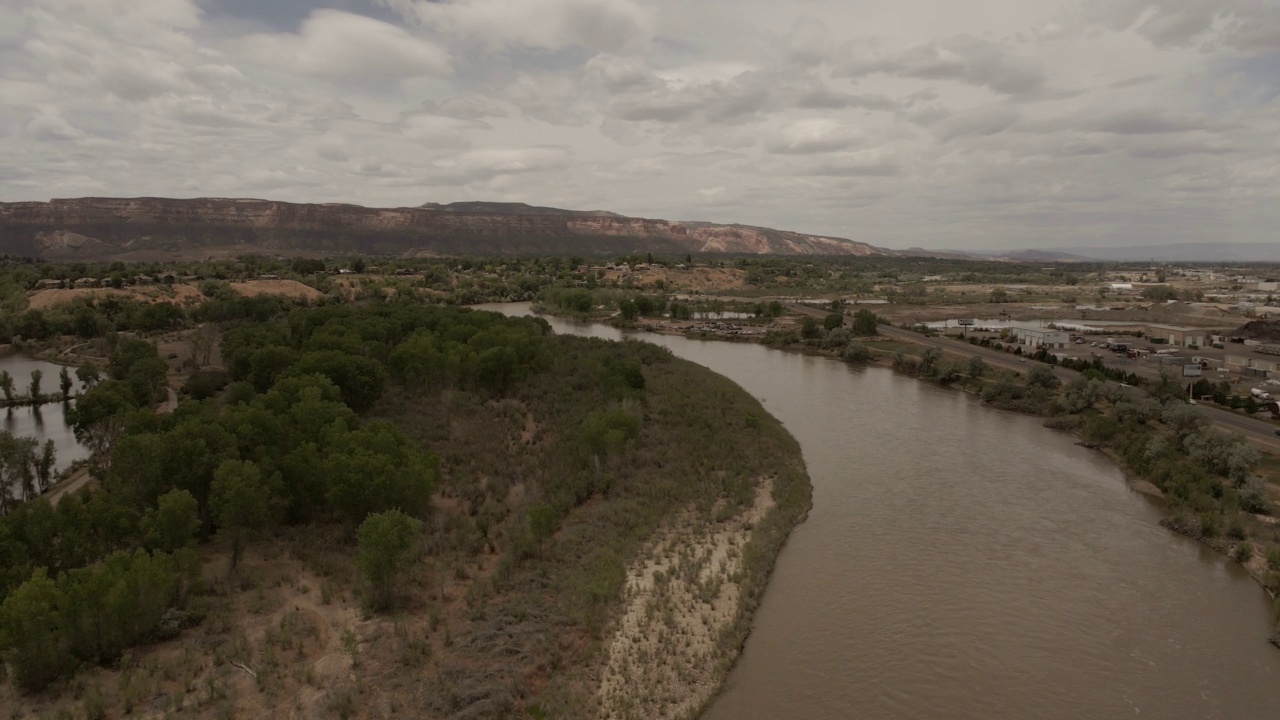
top-left (481, 305), bottom-right (1280, 719)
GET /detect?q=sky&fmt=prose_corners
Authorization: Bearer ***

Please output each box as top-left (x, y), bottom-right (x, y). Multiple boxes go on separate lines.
top-left (2, 0), bottom-right (1279, 251)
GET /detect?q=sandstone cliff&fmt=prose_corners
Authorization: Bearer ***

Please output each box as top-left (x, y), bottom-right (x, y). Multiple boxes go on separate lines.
top-left (0, 197), bottom-right (899, 260)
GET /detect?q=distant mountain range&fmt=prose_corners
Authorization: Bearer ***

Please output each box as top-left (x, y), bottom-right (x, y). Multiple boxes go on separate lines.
top-left (940, 244), bottom-right (1280, 263)
top-left (1, 197), bottom-right (1273, 263)
top-left (1040, 243), bottom-right (1280, 263)
top-left (0, 197), bottom-right (905, 261)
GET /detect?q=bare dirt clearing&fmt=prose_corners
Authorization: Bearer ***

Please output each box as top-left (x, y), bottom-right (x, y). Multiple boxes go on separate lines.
top-left (631, 267), bottom-right (747, 293)
top-left (27, 284), bottom-right (205, 310)
top-left (229, 279), bottom-right (322, 301)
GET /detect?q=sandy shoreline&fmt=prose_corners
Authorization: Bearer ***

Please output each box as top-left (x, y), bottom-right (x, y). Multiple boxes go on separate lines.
top-left (597, 482), bottom-right (777, 720)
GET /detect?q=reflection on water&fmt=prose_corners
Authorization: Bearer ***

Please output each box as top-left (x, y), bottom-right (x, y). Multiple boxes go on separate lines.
top-left (0, 354), bottom-right (89, 472)
top-left (476, 303), bottom-right (1280, 720)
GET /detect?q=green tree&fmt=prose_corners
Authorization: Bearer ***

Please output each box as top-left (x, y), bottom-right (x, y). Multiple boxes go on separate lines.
top-left (323, 421), bottom-right (437, 525)
top-left (918, 347), bottom-right (942, 377)
top-left (75, 364), bottom-right (100, 391)
top-left (580, 407), bottom-right (641, 470)
top-left (286, 350), bottom-right (388, 412)
top-left (210, 459), bottom-right (271, 568)
top-left (966, 355), bottom-right (988, 379)
top-left (356, 510), bottom-right (423, 612)
top-left (990, 288), bottom-right (1008, 303)
top-left (800, 316), bottom-right (821, 339)
top-left (35, 440), bottom-right (56, 494)
top-left (0, 569), bottom-right (69, 692)
top-left (528, 502), bottom-right (559, 558)
top-left (851, 309), bottom-right (878, 336)
top-left (59, 366), bottom-right (73, 401)
top-left (28, 369), bottom-right (42, 402)
top-left (618, 299), bottom-right (639, 321)
top-left (142, 490), bottom-right (202, 553)
top-left (1026, 364), bottom-right (1061, 391)
top-left (474, 346), bottom-right (520, 395)
top-left (823, 312), bottom-right (844, 331)
top-left (0, 370), bottom-right (13, 404)
top-left (68, 380), bottom-right (134, 478)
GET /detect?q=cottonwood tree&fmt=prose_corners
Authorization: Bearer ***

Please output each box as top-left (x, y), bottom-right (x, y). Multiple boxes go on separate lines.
top-left (27, 370), bottom-right (42, 403)
top-left (75, 364), bottom-right (100, 391)
top-left (851, 309), bottom-right (878, 336)
top-left (189, 324), bottom-right (217, 368)
top-left (0, 432), bottom-right (39, 509)
top-left (68, 381), bottom-right (133, 479)
top-left (142, 489), bottom-right (202, 553)
top-left (1025, 364), bottom-right (1060, 391)
top-left (0, 370), bottom-right (13, 404)
top-left (967, 355), bottom-right (988, 379)
top-left (58, 367), bottom-right (72, 401)
top-left (357, 509), bottom-right (423, 611)
top-left (528, 502), bottom-right (559, 559)
top-left (210, 459), bottom-right (271, 569)
top-left (0, 569), bottom-right (67, 691)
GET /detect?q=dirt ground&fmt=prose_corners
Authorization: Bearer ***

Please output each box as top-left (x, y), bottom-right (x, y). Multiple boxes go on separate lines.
top-left (27, 284), bottom-right (206, 310)
top-left (627, 267), bottom-right (747, 293)
top-left (229, 280), bottom-right (323, 301)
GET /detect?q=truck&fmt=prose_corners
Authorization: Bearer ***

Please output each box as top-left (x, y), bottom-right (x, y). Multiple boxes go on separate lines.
top-left (1251, 388), bottom-right (1273, 401)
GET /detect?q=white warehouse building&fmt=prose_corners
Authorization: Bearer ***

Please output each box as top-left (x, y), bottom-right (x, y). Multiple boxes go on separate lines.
top-left (1012, 327), bottom-right (1071, 349)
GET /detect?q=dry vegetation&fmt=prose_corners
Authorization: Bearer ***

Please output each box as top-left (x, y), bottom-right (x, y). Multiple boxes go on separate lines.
top-left (228, 280), bottom-right (322, 302)
top-left (628, 267), bottom-right (747, 293)
top-left (599, 484), bottom-right (775, 720)
top-left (2, 328), bottom-right (810, 720)
top-left (27, 285), bottom-right (205, 311)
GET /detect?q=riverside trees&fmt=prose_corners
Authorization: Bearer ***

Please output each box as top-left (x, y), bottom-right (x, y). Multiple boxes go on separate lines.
top-left (0, 303), bottom-right (550, 690)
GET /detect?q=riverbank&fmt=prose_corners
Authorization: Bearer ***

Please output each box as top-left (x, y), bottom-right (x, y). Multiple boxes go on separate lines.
top-left (598, 481), bottom-right (778, 719)
top-left (528, 303), bottom-right (1280, 647)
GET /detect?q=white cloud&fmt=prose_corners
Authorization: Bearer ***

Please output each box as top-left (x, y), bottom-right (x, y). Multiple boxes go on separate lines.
top-left (240, 10), bottom-right (451, 86)
top-left (767, 118), bottom-right (864, 154)
top-left (2, 0), bottom-right (1279, 249)
top-left (431, 147), bottom-right (572, 184)
top-left (838, 35), bottom-right (1047, 96)
top-left (388, 0), bottom-right (653, 53)
top-left (937, 104), bottom-right (1020, 140)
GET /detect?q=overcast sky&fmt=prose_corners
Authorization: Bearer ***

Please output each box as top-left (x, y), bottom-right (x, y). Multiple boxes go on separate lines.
top-left (2, 0), bottom-right (1279, 250)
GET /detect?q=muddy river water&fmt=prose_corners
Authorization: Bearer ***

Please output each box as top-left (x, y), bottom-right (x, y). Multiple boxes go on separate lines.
top-left (480, 305), bottom-right (1280, 718)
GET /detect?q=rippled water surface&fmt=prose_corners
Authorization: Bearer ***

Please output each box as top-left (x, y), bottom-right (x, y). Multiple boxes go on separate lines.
top-left (479, 304), bottom-right (1280, 719)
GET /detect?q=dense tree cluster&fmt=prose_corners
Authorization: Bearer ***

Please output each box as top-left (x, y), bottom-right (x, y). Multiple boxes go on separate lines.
top-left (0, 302), bottom-right (558, 690)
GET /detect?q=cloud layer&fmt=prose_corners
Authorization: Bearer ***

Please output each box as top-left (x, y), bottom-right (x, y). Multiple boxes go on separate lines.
top-left (3, 0), bottom-right (1279, 250)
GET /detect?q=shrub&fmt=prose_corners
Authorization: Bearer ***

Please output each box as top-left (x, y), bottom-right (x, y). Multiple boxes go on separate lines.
top-left (841, 341), bottom-right (870, 362)
top-left (1234, 542), bottom-right (1254, 563)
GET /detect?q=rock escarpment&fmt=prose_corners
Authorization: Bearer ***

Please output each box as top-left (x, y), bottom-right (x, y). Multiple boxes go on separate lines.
top-left (0, 197), bottom-right (898, 260)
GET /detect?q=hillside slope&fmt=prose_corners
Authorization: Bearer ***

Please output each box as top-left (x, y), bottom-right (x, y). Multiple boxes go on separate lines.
top-left (0, 197), bottom-right (900, 260)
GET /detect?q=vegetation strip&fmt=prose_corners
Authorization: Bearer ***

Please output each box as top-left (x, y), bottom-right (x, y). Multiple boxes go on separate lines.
top-left (0, 299), bottom-right (810, 719)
